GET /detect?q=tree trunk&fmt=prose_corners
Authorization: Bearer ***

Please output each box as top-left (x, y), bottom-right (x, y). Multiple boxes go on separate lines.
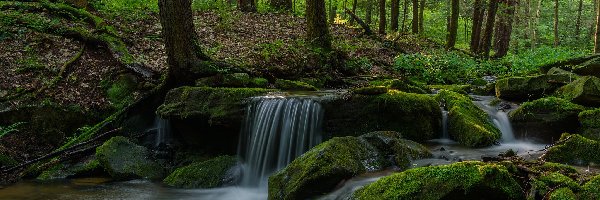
top-left (553, 0), bottom-right (559, 47)
top-left (446, 0), bottom-right (459, 49)
top-left (470, 0), bottom-right (485, 53)
top-left (401, 0), bottom-right (408, 32)
top-left (270, 0), bottom-right (293, 10)
top-left (349, 0), bottom-right (358, 25)
top-left (366, 0), bottom-right (373, 24)
top-left (307, 0), bottom-right (332, 49)
top-left (412, 0), bottom-right (419, 33)
top-left (418, 0), bottom-right (425, 33)
top-left (595, 0), bottom-right (600, 53)
top-left (379, 0), bottom-right (386, 34)
top-left (158, 0), bottom-right (208, 85)
top-left (575, 0), bottom-right (583, 40)
top-left (329, 0), bottom-right (337, 23)
top-left (533, 0), bottom-right (541, 49)
top-left (391, 0), bottom-right (400, 31)
top-left (493, 0), bottom-right (516, 58)
top-left (480, 0), bottom-right (499, 58)
top-left (238, 0), bottom-right (256, 12)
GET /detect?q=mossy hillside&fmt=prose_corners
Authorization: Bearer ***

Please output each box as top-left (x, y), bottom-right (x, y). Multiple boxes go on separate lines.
top-left (195, 73), bottom-right (268, 88)
top-left (578, 108), bottom-right (600, 140)
top-left (96, 136), bottom-right (163, 180)
top-left (353, 161), bottom-right (523, 200)
top-left (163, 155), bottom-right (237, 189)
top-left (509, 97), bottom-right (585, 140)
top-left (495, 75), bottom-right (561, 101)
top-left (555, 76), bottom-right (600, 106)
top-left (274, 79), bottom-right (317, 91)
top-left (542, 133), bottom-right (600, 165)
top-left (436, 90), bottom-right (501, 147)
top-left (157, 86), bottom-right (274, 124)
top-left (268, 132), bottom-right (431, 200)
top-left (580, 175), bottom-right (600, 199)
top-left (322, 90), bottom-right (441, 142)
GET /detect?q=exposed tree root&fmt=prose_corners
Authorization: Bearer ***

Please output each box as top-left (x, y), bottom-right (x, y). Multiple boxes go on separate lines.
top-left (35, 44), bottom-right (85, 96)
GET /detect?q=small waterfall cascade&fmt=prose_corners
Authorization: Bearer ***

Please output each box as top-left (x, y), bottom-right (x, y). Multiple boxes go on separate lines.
top-left (238, 96), bottom-right (324, 187)
top-left (492, 111), bottom-right (516, 142)
top-left (153, 116), bottom-right (171, 147)
top-left (441, 108), bottom-right (449, 139)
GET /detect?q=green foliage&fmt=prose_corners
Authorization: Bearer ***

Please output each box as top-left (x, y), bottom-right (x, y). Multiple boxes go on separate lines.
top-left (500, 47), bottom-right (590, 76)
top-left (0, 122), bottom-right (26, 139)
top-left (92, 0), bottom-right (158, 21)
top-left (107, 75), bottom-right (137, 109)
top-left (258, 40), bottom-right (285, 61)
top-left (192, 0), bottom-right (232, 11)
top-left (345, 57), bottom-right (373, 74)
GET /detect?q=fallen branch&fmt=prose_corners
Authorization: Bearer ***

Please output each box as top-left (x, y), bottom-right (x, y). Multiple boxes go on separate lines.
top-left (344, 8), bottom-right (373, 36)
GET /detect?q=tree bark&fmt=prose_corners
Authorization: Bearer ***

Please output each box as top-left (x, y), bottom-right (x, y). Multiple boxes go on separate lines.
top-left (418, 0), bottom-right (425, 33)
top-left (412, 0), bottom-right (419, 33)
top-left (391, 0), bottom-right (400, 31)
top-left (329, 0), bottom-right (337, 23)
top-left (553, 0), bottom-right (559, 47)
top-left (446, 0), bottom-right (459, 49)
top-left (307, 0), bottom-right (332, 49)
top-left (493, 0), bottom-right (516, 58)
top-left (366, 0), bottom-right (373, 24)
top-left (470, 0), bottom-right (485, 53)
top-left (479, 0), bottom-right (499, 58)
top-left (159, 0), bottom-right (208, 85)
top-left (575, 0), bottom-right (583, 40)
top-left (533, 0), bottom-right (541, 49)
top-left (401, 0), bottom-right (408, 32)
top-left (595, 0), bottom-right (600, 53)
top-left (270, 0), bottom-right (293, 10)
top-left (238, 0), bottom-right (256, 12)
top-left (349, 0), bottom-right (358, 25)
top-left (379, 0), bottom-right (386, 34)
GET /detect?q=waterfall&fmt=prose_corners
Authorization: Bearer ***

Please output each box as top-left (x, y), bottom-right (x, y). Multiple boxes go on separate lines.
top-left (441, 109), bottom-right (449, 139)
top-left (492, 111), bottom-right (516, 142)
top-left (238, 96), bottom-right (324, 187)
top-left (154, 116), bottom-right (171, 147)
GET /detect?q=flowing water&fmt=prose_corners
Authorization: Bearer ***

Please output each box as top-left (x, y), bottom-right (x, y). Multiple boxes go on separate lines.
top-left (153, 116), bottom-right (171, 147)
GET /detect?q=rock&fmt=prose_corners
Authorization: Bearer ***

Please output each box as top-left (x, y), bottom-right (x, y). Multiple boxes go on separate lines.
top-left (250, 77), bottom-right (269, 88)
top-left (580, 175), bottom-right (600, 199)
top-left (555, 76), bottom-right (600, 106)
top-left (509, 97), bottom-right (585, 141)
top-left (274, 79), bottom-right (317, 91)
top-left (37, 156), bottom-right (103, 181)
top-left (542, 133), bottom-right (600, 165)
top-left (322, 90), bottom-right (441, 142)
top-left (195, 73), bottom-right (263, 88)
top-left (96, 136), bottom-right (163, 180)
top-left (579, 108), bottom-right (600, 140)
top-left (163, 155), bottom-right (238, 189)
top-left (387, 79), bottom-right (429, 94)
top-left (573, 57), bottom-right (600, 77)
top-left (353, 161), bottom-right (523, 200)
top-left (546, 67), bottom-right (580, 84)
top-left (436, 90), bottom-right (501, 147)
top-left (429, 85), bottom-right (470, 95)
top-left (267, 131), bottom-right (431, 200)
top-left (495, 75), bottom-right (564, 101)
top-left (353, 86), bottom-right (388, 95)
top-left (530, 172), bottom-right (580, 199)
top-left (549, 187), bottom-right (577, 200)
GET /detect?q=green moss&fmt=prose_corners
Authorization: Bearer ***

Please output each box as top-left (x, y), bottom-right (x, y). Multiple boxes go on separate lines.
top-left (555, 76), bottom-right (600, 106)
top-left (370, 79), bottom-right (429, 94)
top-left (354, 161), bottom-right (523, 200)
top-left (510, 97), bottom-right (585, 123)
top-left (532, 162), bottom-right (578, 175)
top-left (580, 175), bottom-right (600, 199)
top-left (495, 75), bottom-right (561, 101)
top-left (436, 90), bottom-right (501, 147)
top-left (549, 187), bottom-right (577, 200)
top-left (107, 74), bottom-right (137, 109)
top-left (353, 86), bottom-right (388, 95)
top-left (250, 78), bottom-right (269, 88)
top-left (37, 156), bottom-right (102, 181)
top-left (195, 73), bottom-right (257, 88)
top-left (531, 172), bottom-right (581, 197)
top-left (163, 155), bottom-right (237, 189)
top-left (429, 84), bottom-right (470, 95)
top-left (157, 87), bottom-right (274, 123)
top-left (274, 79), bottom-right (317, 91)
top-left (579, 108), bottom-right (600, 140)
top-left (543, 133), bottom-right (600, 165)
top-left (96, 136), bottom-right (163, 180)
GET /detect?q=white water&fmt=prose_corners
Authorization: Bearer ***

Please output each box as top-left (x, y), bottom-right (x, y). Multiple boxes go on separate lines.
top-left (441, 108), bottom-right (449, 139)
top-left (153, 116), bottom-right (171, 147)
top-left (492, 111), bottom-right (516, 142)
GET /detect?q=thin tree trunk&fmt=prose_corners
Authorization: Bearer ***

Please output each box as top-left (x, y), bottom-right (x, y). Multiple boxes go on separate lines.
top-left (553, 0), bottom-right (559, 47)
top-left (493, 0), bottom-right (516, 57)
top-left (329, 0), bottom-right (337, 23)
top-left (391, 0), bottom-right (400, 31)
top-left (533, 0), bottom-right (541, 49)
top-left (366, 0), bottom-right (373, 24)
top-left (401, 0), bottom-right (408, 32)
top-left (447, 0), bottom-right (459, 49)
top-left (270, 0), bottom-right (293, 10)
top-left (480, 0), bottom-right (499, 58)
top-left (412, 0), bottom-right (419, 33)
top-left (470, 0), bottom-right (485, 53)
top-left (525, 0), bottom-right (532, 48)
top-left (575, 0), bottom-right (583, 40)
top-left (343, 0), bottom-right (347, 18)
top-left (379, 0), bottom-right (386, 34)
top-left (595, 0), bottom-right (600, 53)
top-left (307, 0), bottom-right (332, 49)
top-left (419, 0), bottom-right (425, 33)
top-left (349, 0), bottom-right (358, 25)
top-left (238, 0), bottom-right (256, 12)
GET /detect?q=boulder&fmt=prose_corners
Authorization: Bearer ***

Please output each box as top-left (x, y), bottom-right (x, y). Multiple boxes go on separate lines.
top-left (542, 133), bottom-right (600, 165)
top-left (322, 90), bottom-right (441, 142)
top-left (195, 73), bottom-right (268, 88)
top-left (163, 155), bottom-right (238, 189)
top-left (530, 172), bottom-right (581, 199)
top-left (509, 97), bottom-right (585, 142)
top-left (555, 76), bottom-right (600, 106)
top-left (369, 79), bottom-right (429, 94)
top-left (268, 131), bottom-right (431, 200)
top-left (353, 161), bottom-right (523, 200)
top-left (546, 67), bottom-right (580, 84)
top-left (436, 90), bottom-right (501, 147)
top-left (429, 84), bottom-right (471, 95)
top-left (274, 79), bottom-right (317, 91)
top-left (549, 187), bottom-right (577, 200)
top-left (353, 86), bottom-right (388, 95)
top-left (96, 136), bottom-right (163, 180)
top-left (580, 175), bottom-right (600, 199)
top-left (495, 75), bottom-right (565, 101)
top-left (579, 108), bottom-right (600, 140)
top-left (37, 156), bottom-right (103, 181)
top-left (573, 57), bottom-right (600, 77)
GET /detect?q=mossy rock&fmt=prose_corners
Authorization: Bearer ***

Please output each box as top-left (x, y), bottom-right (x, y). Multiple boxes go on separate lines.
top-left (573, 57), bottom-right (600, 77)
top-left (580, 174), bottom-right (600, 199)
top-left (509, 97), bottom-right (585, 142)
top-left (353, 86), bottom-right (388, 95)
top-left (322, 90), bottom-right (441, 142)
top-left (268, 131), bottom-right (431, 200)
top-left (436, 90), bottom-right (501, 147)
top-left (546, 67), bottom-right (581, 84)
top-left (370, 79), bottom-right (429, 94)
top-left (532, 162), bottom-right (578, 175)
top-left (274, 79), bottom-right (317, 91)
top-left (495, 75), bottom-right (564, 101)
top-left (429, 84), bottom-right (471, 95)
top-left (96, 136), bottom-right (163, 180)
top-left (195, 73), bottom-right (262, 88)
top-left (163, 155), bottom-right (238, 189)
top-left (354, 161), bottom-right (523, 200)
top-left (555, 76), bottom-right (600, 107)
top-left (531, 172), bottom-right (581, 198)
top-left (542, 133), bottom-right (600, 166)
top-left (37, 156), bottom-right (103, 181)
top-left (579, 108), bottom-right (600, 140)
top-left (549, 187), bottom-right (577, 200)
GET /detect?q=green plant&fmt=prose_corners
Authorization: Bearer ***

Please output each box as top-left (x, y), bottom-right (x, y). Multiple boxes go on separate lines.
top-left (0, 122), bottom-right (26, 138)
top-left (258, 40), bottom-right (285, 61)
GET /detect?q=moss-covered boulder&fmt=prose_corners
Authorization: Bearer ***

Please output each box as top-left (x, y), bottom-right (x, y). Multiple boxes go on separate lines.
top-left (573, 57), bottom-right (600, 77)
top-left (580, 175), bottom-right (600, 199)
top-left (163, 155), bottom-right (238, 189)
top-left (195, 73), bottom-right (268, 88)
top-left (579, 108), bottom-right (600, 140)
top-left (542, 133), bottom-right (600, 165)
top-left (322, 90), bottom-right (441, 142)
top-left (436, 90), bottom-right (501, 147)
top-left (268, 131), bottom-right (431, 200)
top-left (429, 84), bottom-right (471, 95)
top-left (555, 76), bottom-right (600, 106)
top-left (37, 156), bottom-right (103, 181)
top-left (353, 86), bottom-right (388, 95)
top-left (96, 136), bottom-right (163, 180)
top-left (353, 161), bottom-right (523, 200)
top-left (549, 187), bottom-right (577, 200)
top-left (509, 97), bottom-right (585, 141)
top-left (495, 75), bottom-right (564, 101)
top-left (370, 79), bottom-right (429, 94)
top-left (546, 67), bottom-right (580, 84)
top-left (274, 79), bottom-right (317, 91)
top-left (530, 172), bottom-right (581, 198)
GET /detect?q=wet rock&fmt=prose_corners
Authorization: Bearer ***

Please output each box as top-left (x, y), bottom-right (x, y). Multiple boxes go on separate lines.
top-left (96, 136), bottom-right (163, 180)
top-left (353, 161), bottom-right (523, 200)
top-left (509, 97), bottom-right (585, 142)
top-left (495, 75), bottom-right (565, 101)
top-left (163, 155), bottom-right (238, 189)
top-left (555, 76), bottom-right (600, 106)
top-left (542, 133), bottom-right (600, 165)
top-left (268, 131), bottom-right (431, 200)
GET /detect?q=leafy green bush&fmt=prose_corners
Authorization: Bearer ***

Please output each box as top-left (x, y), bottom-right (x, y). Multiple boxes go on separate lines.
top-left (500, 46), bottom-right (590, 76)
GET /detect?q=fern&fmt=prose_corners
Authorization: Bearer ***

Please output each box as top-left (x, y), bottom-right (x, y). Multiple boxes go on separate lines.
top-left (0, 122), bottom-right (26, 138)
